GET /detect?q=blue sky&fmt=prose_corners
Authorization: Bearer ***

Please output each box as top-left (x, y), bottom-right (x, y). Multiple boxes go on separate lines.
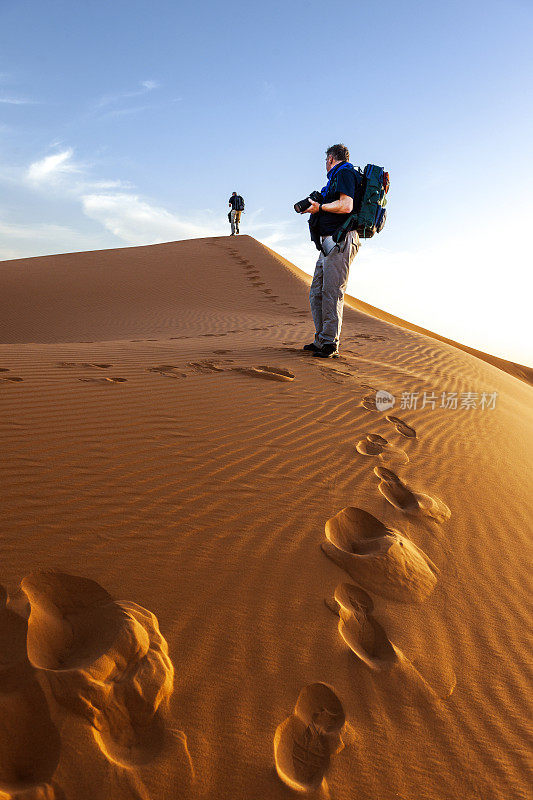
top-left (1, 0), bottom-right (532, 363)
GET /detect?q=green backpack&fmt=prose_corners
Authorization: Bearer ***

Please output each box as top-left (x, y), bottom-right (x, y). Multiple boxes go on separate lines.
top-left (334, 164), bottom-right (389, 242)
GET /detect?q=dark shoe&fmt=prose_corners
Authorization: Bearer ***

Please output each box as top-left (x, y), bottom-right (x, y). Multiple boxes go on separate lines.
top-left (313, 343), bottom-right (339, 358)
top-left (302, 342), bottom-right (321, 352)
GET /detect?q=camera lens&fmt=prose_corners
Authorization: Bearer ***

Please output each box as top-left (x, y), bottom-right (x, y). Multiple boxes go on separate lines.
top-left (294, 197), bottom-right (312, 213)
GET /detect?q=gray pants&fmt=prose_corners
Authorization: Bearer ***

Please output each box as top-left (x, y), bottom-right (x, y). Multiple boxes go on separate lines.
top-left (230, 209), bottom-right (242, 234)
top-left (309, 230), bottom-right (359, 347)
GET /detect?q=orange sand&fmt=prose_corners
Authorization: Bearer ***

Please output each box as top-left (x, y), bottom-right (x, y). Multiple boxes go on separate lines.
top-left (0, 235), bottom-right (531, 799)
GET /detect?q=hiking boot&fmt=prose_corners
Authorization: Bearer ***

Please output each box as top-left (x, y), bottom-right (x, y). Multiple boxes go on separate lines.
top-left (302, 342), bottom-right (321, 352)
top-left (313, 343), bottom-right (339, 358)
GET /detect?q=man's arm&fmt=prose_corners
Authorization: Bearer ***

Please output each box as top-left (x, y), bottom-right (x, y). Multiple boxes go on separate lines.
top-left (304, 193), bottom-right (353, 215)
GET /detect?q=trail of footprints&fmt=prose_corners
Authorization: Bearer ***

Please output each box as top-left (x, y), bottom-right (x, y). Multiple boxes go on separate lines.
top-left (52, 359), bottom-right (296, 385)
top-left (275, 401), bottom-right (453, 791)
top-left (320, 404), bottom-right (453, 687)
top-left (224, 246), bottom-right (308, 316)
top-left (2, 358), bottom-right (296, 386)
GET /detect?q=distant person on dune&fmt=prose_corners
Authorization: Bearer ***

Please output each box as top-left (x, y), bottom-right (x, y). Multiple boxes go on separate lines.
top-left (228, 191), bottom-right (245, 235)
top-left (297, 144), bottom-right (360, 359)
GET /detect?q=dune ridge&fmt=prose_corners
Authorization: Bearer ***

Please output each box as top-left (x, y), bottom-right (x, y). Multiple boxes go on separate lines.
top-left (1, 235), bottom-right (531, 799)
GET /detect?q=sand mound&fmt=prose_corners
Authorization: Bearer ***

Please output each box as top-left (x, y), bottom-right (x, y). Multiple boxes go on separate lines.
top-left (322, 507), bottom-right (438, 603)
top-left (0, 572), bottom-right (188, 799)
top-left (22, 571), bottom-right (173, 765)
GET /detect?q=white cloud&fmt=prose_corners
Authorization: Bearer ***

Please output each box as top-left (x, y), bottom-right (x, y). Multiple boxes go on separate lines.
top-left (81, 193), bottom-right (226, 244)
top-left (141, 80), bottom-right (159, 90)
top-left (27, 149), bottom-right (81, 182)
top-left (21, 146), bottom-right (221, 248)
top-left (0, 96), bottom-right (35, 105)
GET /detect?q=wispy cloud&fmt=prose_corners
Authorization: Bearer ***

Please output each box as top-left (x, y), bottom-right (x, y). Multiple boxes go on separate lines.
top-left (95, 79), bottom-right (160, 110)
top-left (0, 96), bottom-right (37, 105)
top-left (81, 193), bottom-right (225, 244)
top-left (27, 149), bottom-right (81, 182)
top-left (14, 143), bottom-right (225, 244)
top-left (24, 148), bottom-right (136, 200)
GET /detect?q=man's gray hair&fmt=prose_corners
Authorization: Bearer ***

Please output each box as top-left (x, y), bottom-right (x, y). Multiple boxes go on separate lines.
top-left (326, 144), bottom-right (350, 163)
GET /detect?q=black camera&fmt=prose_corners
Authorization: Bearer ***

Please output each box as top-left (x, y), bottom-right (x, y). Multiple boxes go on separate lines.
top-left (294, 191), bottom-right (323, 214)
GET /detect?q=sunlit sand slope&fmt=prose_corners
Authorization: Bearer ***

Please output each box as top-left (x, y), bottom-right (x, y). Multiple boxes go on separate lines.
top-left (0, 235), bottom-right (531, 800)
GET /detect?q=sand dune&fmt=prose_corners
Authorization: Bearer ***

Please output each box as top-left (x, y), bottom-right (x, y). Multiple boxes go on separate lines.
top-left (0, 235), bottom-right (531, 799)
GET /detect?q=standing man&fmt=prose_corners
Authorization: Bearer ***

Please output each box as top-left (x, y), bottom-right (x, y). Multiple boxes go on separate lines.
top-left (300, 144), bottom-right (360, 358)
top-left (228, 191), bottom-right (245, 235)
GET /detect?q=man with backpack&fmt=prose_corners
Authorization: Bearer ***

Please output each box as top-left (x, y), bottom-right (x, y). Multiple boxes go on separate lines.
top-left (299, 144), bottom-right (361, 358)
top-left (228, 191), bottom-right (245, 235)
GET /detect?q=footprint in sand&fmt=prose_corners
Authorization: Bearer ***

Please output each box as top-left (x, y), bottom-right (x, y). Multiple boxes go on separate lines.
top-left (1, 375), bottom-right (24, 382)
top-left (78, 376), bottom-right (127, 383)
top-left (356, 434), bottom-right (409, 465)
top-left (274, 683), bottom-right (346, 793)
top-left (21, 570), bottom-right (175, 767)
top-left (386, 415), bottom-right (417, 438)
top-left (318, 366), bottom-right (354, 385)
top-left (321, 507), bottom-right (438, 603)
top-left (147, 365), bottom-right (187, 378)
top-left (325, 583), bottom-right (398, 671)
top-left (0, 585), bottom-right (62, 799)
top-left (57, 362), bottom-right (112, 370)
top-left (187, 360), bottom-right (227, 374)
top-left (373, 466), bottom-right (451, 523)
top-left (231, 365), bottom-right (295, 382)
top-left (360, 393), bottom-right (378, 411)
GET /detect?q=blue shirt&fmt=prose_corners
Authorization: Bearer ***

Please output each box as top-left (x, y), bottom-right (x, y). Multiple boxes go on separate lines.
top-left (318, 163), bottom-right (358, 236)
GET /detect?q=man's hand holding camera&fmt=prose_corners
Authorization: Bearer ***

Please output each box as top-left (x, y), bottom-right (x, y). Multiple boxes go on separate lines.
top-left (303, 198), bottom-right (320, 214)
